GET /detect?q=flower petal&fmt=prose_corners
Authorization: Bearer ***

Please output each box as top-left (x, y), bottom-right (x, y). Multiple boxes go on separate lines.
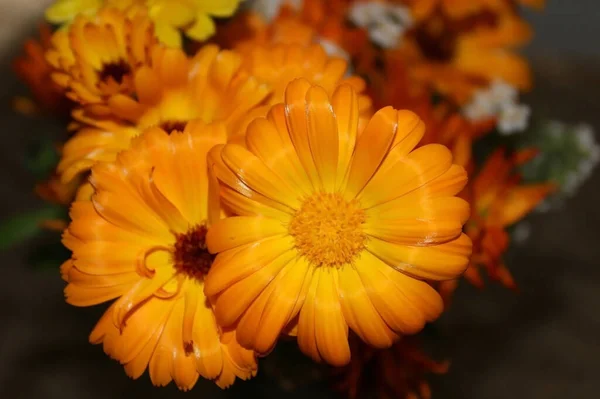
top-left (344, 107), bottom-right (398, 200)
top-left (306, 85), bottom-right (339, 192)
top-left (207, 216), bottom-right (287, 253)
top-left (338, 266), bottom-right (397, 348)
top-left (367, 234), bottom-right (472, 280)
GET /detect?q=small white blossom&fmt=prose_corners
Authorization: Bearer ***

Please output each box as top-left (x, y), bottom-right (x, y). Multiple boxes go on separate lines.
top-left (574, 123), bottom-right (596, 150)
top-left (250, 0), bottom-right (302, 22)
top-left (348, 1), bottom-right (413, 48)
top-left (498, 103), bottom-right (531, 135)
top-left (463, 79), bottom-right (530, 134)
top-left (462, 91), bottom-right (496, 121)
top-left (489, 79), bottom-right (518, 105)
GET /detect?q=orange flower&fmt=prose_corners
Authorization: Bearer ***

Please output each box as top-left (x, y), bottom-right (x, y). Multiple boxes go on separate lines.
top-left (403, 0), bottom-right (545, 21)
top-left (46, 7), bottom-right (157, 116)
top-left (367, 51), bottom-right (494, 171)
top-left (215, 0), bottom-right (367, 60)
top-left (61, 123), bottom-right (257, 389)
top-left (334, 336), bottom-right (449, 399)
top-left (204, 79), bottom-right (471, 366)
top-left (242, 43), bottom-right (371, 112)
top-left (399, 5), bottom-right (532, 103)
top-left (456, 148), bottom-right (555, 290)
top-left (12, 24), bottom-right (71, 116)
top-left (56, 44), bottom-right (270, 184)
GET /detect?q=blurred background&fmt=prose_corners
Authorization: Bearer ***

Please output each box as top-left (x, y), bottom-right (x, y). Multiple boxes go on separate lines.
top-left (0, 1), bottom-right (598, 398)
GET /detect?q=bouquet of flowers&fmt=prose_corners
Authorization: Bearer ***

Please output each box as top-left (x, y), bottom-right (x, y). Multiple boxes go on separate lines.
top-left (5, 0), bottom-right (598, 397)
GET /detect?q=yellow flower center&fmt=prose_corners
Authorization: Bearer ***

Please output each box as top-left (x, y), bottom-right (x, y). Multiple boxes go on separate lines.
top-left (173, 224), bottom-right (214, 279)
top-left (289, 193), bottom-right (367, 267)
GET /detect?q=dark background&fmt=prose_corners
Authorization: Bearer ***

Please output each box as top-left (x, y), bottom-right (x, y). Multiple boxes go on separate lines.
top-left (1, 1), bottom-right (599, 398)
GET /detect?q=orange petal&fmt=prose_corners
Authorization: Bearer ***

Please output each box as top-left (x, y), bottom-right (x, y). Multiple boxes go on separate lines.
top-left (338, 266), bottom-right (397, 348)
top-left (344, 107), bottom-right (398, 199)
top-left (306, 85), bottom-right (339, 191)
top-left (367, 233), bottom-right (472, 281)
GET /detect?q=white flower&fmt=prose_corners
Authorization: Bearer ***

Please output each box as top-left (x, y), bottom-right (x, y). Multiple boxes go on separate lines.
top-left (463, 79), bottom-right (530, 134)
top-left (498, 103), bottom-right (531, 135)
top-left (462, 91), bottom-right (496, 121)
top-left (574, 123), bottom-right (595, 150)
top-left (348, 1), bottom-right (413, 48)
top-left (250, 0), bottom-right (302, 22)
top-left (489, 79), bottom-right (518, 105)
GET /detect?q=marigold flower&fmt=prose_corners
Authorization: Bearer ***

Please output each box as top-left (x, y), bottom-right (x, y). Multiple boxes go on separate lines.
top-left (399, 6), bottom-right (533, 103)
top-left (403, 0), bottom-right (546, 21)
top-left (242, 43), bottom-right (371, 112)
top-left (61, 122), bottom-right (257, 389)
top-left (204, 79), bottom-right (472, 366)
top-left (333, 336), bottom-right (449, 399)
top-left (45, 0), bottom-right (244, 47)
top-left (456, 148), bottom-right (555, 291)
top-left (57, 44), bottom-right (270, 184)
top-left (46, 7), bottom-right (157, 116)
top-left (12, 24), bottom-right (71, 116)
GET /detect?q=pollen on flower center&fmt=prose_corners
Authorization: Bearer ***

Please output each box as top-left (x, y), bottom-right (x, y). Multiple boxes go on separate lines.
top-left (98, 60), bottom-right (131, 84)
top-left (289, 193), bottom-right (367, 268)
top-left (173, 224), bottom-right (215, 279)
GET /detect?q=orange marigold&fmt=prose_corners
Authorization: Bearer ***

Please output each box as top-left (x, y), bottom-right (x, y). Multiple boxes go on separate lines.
top-left (12, 23), bottom-right (71, 116)
top-left (442, 148), bottom-right (555, 297)
top-left (334, 336), bottom-right (449, 399)
top-left (56, 44), bottom-right (270, 184)
top-left (61, 122), bottom-right (257, 390)
top-left (204, 79), bottom-right (471, 366)
top-left (46, 7), bottom-right (157, 116)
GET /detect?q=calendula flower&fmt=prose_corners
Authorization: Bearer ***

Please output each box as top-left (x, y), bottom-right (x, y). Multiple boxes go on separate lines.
top-left (217, 0), bottom-right (366, 62)
top-left (205, 79), bottom-right (472, 366)
top-left (45, 0), bottom-right (244, 47)
top-left (459, 148), bottom-right (555, 290)
top-left (333, 336), bottom-right (449, 399)
top-left (12, 24), bottom-right (71, 116)
top-left (402, 0), bottom-right (545, 21)
top-left (366, 51), bottom-right (493, 171)
top-left (57, 44), bottom-right (269, 184)
top-left (400, 6), bottom-right (532, 103)
top-left (61, 123), bottom-right (257, 389)
top-left (243, 43), bottom-right (371, 112)
top-left (46, 7), bottom-right (157, 116)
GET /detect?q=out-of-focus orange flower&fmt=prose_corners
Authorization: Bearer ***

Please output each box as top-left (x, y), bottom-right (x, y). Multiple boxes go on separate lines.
top-left (242, 43), bottom-right (371, 110)
top-left (46, 7), bottom-right (157, 116)
top-left (402, 0), bottom-right (545, 21)
top-left (12, 24), bottom-right (71, 116)
top-left (56, 44), bottom-right (270, 185)
top-left (441, 148), bottom-right (555, 298)
top-left (367, 50), bottom-right (494, 171)
top-left (334, 336), bottom-right (449, 399)
top-left (398, 4), bottom-right (532, 103)
top-left (214, 1), bottom-right (368, 60)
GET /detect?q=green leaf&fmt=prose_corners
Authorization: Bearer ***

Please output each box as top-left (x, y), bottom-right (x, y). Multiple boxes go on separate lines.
top-left (24, 139), bottom-right (60, 180)
top-left (0, 206), bottom-right (65, 251)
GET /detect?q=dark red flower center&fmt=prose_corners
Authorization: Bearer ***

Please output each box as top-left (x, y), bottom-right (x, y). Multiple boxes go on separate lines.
top-left (173, 225), bottom-right (214, 280)
top-left (98, 60), bottom-right (131, 84)
top-left (160, 120), bottom-right (189, 133)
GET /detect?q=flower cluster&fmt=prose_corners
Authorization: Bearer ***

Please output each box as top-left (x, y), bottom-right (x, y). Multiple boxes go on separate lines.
top-left (9, 0), bottom-right (593, 398)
